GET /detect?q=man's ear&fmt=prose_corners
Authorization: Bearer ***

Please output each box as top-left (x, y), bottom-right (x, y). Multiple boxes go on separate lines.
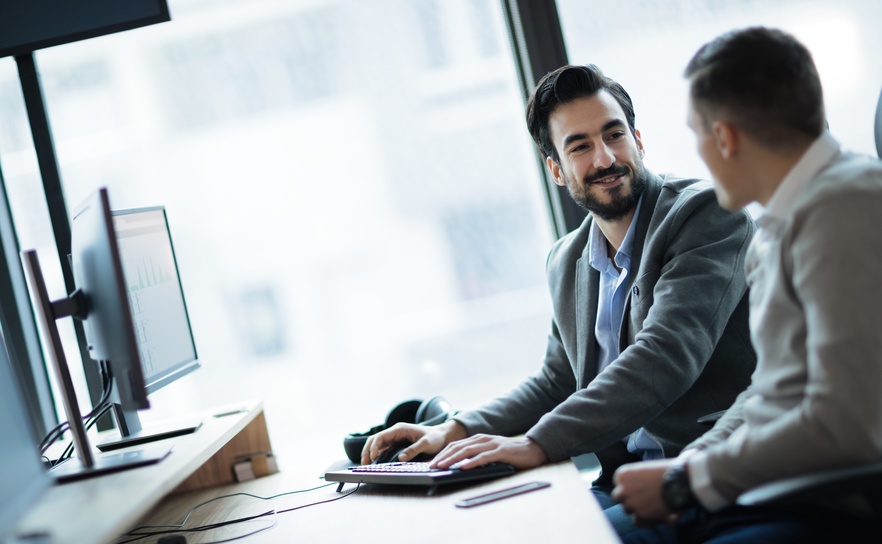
top-left (546, 156), bottom-right (566, 186)
top-left (712, 121), bottom-right (738, 160)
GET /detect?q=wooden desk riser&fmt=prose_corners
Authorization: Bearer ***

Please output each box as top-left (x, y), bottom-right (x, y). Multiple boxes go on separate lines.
top-left (15, 400), bottom-right (271, 544)
top-left (15, 401), bottom-right (620, 544)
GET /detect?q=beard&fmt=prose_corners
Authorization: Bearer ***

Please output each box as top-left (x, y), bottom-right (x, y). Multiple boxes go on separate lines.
top-left (566, 162), bottom-right (649, 221)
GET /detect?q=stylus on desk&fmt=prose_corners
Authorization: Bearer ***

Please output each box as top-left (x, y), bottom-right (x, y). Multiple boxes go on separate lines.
top-left (455, 481), bottom-right (551, 508)
top-left (213, 408), bottom-right (247, 418)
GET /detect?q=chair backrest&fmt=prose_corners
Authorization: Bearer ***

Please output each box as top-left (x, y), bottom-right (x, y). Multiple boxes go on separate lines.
top-left (875, 85), bottom-right (882, 158)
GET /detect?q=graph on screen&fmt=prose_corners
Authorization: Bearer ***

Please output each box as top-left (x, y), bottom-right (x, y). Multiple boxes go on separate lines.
top-left (114, 208), bottom-right (196, 383)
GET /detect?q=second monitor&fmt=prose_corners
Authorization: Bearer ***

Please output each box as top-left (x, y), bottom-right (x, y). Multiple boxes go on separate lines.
top-left (97, 205), bottom-right (202, 451)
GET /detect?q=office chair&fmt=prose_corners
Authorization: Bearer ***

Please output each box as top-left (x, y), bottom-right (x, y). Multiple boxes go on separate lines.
top-left (876, 84), bottom-right (882, 158)
top-left (696, 409), bottom-right (882, 514)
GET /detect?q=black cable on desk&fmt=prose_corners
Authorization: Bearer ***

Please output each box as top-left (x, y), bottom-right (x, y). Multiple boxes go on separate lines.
top-left (116, 482), bottom-right (360, 544)
top-left (119, 509), bottom-right (277, 544)
top-left (54, 401), bottom-right (113, 464)
top-left (41, 360), bottom-right (113, 464)
top-left (41, 360), bottom-right (111, 452)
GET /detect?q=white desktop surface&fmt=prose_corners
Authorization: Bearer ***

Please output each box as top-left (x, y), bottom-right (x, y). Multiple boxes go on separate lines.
top-left (123, 457), bottom-right (619, 544)
top-left (14, 401), bottom-right (620, 544)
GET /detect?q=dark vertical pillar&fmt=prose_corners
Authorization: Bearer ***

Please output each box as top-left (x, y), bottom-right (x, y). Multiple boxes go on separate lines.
top-left (500, 0), bottom-right (586, 237)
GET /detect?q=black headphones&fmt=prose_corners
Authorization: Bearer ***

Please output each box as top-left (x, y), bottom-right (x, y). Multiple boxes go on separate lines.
top-left (343, 396), bottom-right (455, 463)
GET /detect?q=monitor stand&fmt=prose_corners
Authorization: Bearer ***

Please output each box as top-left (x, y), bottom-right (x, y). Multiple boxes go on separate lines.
top-left (97, 403), bottom-right (203, 452)
top-left (20, 250), bottom-right (172, 484)
top-left (49, 444), bottom-right (172, 484)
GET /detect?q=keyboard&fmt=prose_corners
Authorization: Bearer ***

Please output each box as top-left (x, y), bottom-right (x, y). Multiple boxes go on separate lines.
top-left (351, 462), bottom-right (445, 473)
top-left (324, 461), bottom-right (516, 494)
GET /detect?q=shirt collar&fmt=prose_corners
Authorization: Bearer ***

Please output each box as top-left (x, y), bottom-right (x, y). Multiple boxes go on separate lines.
top-left (763, 131), bottom-right (839, 221)
top-left (588, 194), bottom-right (644, 272)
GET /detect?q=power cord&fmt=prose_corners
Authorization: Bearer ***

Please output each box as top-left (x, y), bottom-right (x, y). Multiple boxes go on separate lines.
top-left (40, 360), bottom-right (114, 465)
top-left (40, 360), bottom-right (110, 452)
top-left (116, 482), bottom-right (359, 543)
top-left (53, 401), bottom-right (113, 465)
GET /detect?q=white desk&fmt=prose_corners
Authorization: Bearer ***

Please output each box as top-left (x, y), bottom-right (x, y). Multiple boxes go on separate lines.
top-left (120, 456), bottom-right (620, 543)
top-left (14, 402), bottom-right (620, 544)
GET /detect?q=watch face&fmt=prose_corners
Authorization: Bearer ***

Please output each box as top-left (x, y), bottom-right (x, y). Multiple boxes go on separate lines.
top-left (662, 467), bottom-right (695, 511)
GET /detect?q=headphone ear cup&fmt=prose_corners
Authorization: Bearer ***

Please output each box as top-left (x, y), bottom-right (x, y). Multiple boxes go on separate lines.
top-left (415, 395), bottom-right (453, 426)
top-left (343, 423), bottom-right (385, 464)
top-left (385, 399), bottom-right (422, 427)
top-left (342, 399), bottom-right (420, 464)
top-left (342, 397), bottom-right (454, 463)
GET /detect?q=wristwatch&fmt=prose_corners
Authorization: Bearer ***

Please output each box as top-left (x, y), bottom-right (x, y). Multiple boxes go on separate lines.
top-left (661, 460), bottom-right (697, 511)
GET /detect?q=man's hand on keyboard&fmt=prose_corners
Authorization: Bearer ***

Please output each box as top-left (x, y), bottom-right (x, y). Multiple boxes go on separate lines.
top-left (429, 434), bottom-right (548, 471)
top-left (360, 420), bottom-right (468, 465)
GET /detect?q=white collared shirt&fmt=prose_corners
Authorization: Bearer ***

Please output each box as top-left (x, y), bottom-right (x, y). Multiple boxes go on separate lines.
top-left (688, 131), bottom-right (842, 511)
top-left (588, 195), bottom-right (662, 460)
top-left (760, 131), bottom-right (840, 225)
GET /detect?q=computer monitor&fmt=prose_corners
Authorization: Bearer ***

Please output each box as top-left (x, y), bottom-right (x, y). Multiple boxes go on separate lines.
top-left (0, 0), bottom-right (170, 58)
top-left (0, 331), bottom-right (51, 541)
top-left (20, 187), bottom-right (173, 482)
top-left (70, 190), bottom-right (150, 413)
top-left (96, 205), bottom-right (202, 451)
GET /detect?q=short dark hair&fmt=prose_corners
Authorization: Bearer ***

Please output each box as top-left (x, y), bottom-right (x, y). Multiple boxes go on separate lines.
top-left (526, 64), bottom-right (636, 162)
top-left (684, 26), bottom-right (825, 150)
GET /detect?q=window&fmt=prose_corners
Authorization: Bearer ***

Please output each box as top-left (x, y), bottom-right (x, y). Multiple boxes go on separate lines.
top-left (0, 0), bottom-right (555, 452)
top-left (557, 0), bottom-right (882, 183)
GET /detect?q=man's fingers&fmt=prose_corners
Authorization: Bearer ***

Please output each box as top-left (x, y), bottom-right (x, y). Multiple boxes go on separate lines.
top-left (360, 428), bottom-right (401, 464)
top-left (398, 439), bottom-right (427, 462)
top-left (611, 486), bottom-right (623, 503)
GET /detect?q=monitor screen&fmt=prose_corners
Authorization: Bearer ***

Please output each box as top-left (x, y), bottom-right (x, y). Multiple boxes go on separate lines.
top-left (91, 204), bottom-right (202, 451)
top-left (0, 0), bottom-right (170, 58)
top-left (71, 189), bottom-right (202, 450)
top-left (113, 207), bottom-right (199, 393)
top-left (0, 335), bottom-right (50, 540)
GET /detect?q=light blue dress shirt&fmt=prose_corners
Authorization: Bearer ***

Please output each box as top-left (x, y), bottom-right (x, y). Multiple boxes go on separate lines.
top-left (587, 195), bottom-right (663, 460)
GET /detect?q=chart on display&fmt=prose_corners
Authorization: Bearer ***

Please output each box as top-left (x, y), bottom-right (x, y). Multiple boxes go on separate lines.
top-left (113, 207), bottom-right (198, 389)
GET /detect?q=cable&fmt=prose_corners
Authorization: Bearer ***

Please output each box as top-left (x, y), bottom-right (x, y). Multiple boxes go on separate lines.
top-left (118, 510), bottom-right (276, 544)
top-left (40, 359), bottom-right (112, 450)
top-left (55, 401), bottom-right (113, 464)
top-left (116, 482), bottom-right (359, 544)
top-left (191, 513), bottom-right (277, 544)
top-left (131, 482), bottom-right (336, 532)
top-left (276, 484), bottom-right (360, 514)
top-left (41, 361), bottom-right (113, 466)
top-left (41, 399), bottom-right (105, 457)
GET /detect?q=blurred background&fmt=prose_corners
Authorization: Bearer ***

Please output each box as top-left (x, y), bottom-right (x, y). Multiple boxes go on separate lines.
top-left (1, 0), bottom-right (880, 465)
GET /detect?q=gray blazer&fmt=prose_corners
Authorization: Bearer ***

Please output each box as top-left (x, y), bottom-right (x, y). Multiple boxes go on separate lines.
top-left (454, 173), bottom-right (757, 481)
